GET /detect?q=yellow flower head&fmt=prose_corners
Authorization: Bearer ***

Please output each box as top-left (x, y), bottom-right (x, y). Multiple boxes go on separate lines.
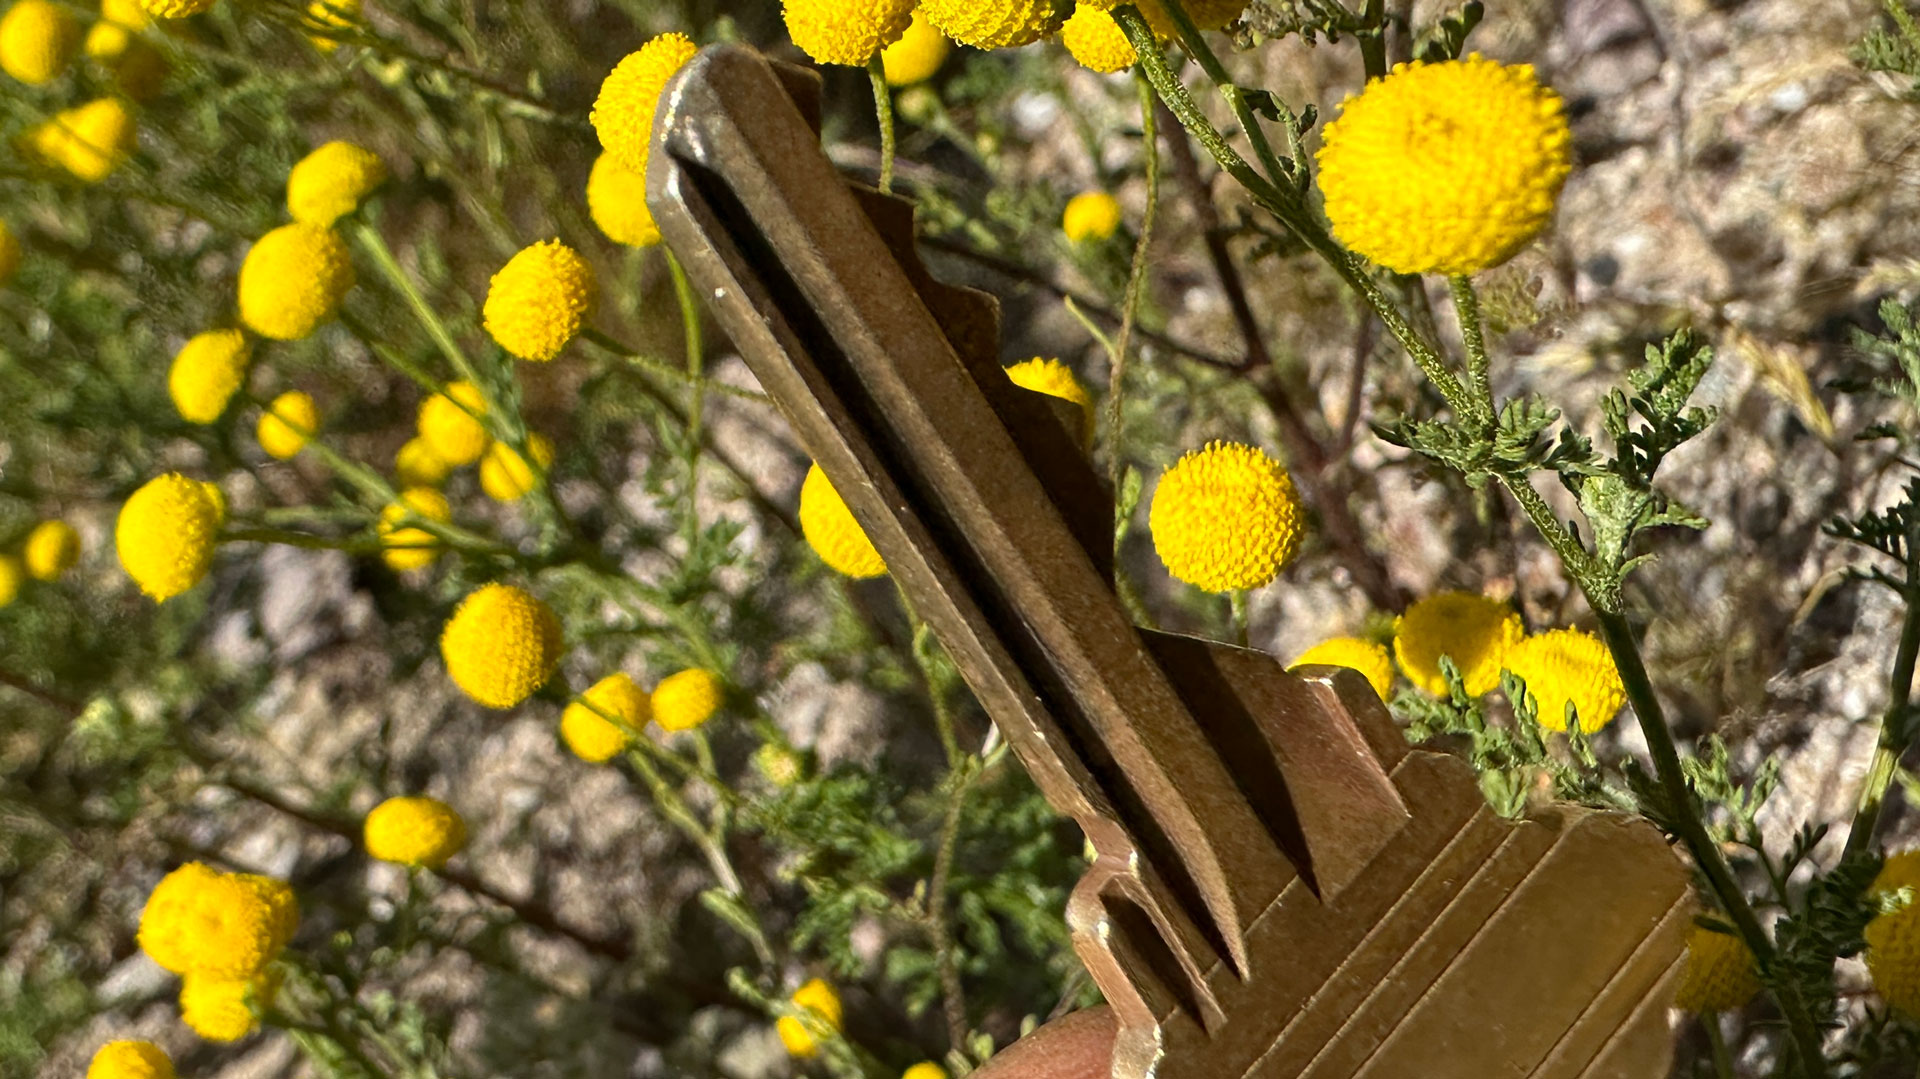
top-left (1869, 904), bottom-right (1920, 1017)
top-left (378, 486), bottom-right (450, 572)
top-left (585, 152), bottom-right (660, 248)
top-left (100, 0), bottom-right (150, 32)
top-left (168, 329), bottom-right (253, 424)
top-left (561, 671), bottom-right (649, 763)
top-left (180, 970), bottom-right (275, 1042)
top-left (1, 0), bottom-right (79, 84)
top-left (364, 795), bottom-right (468, 869)
top-left (592, 32), bottom-right (699, 174)
top-left (799, 462), bottom-right (886, 579)
top-left (479, 433), bottom-right (554, 502)
top-left (257, 391), bottom-right (318, 460)
top-left (238, 223), bottom-right (354, 340)
top-left (483, 239), bottom-right (596, 362)
top-left (440, 582), bottom-right (564, 709)
top-left (882, 10), bottom-right (949, 85)
top-left (24, 518), bottom-right (81, 580)
top-left (1063, 190), bottom-right (1122, 243)
top-left (417, 381), bottom-right (489, 467)
top-left (777, 977), bottom-right (845, 1058)
top-left (1393, 591), bottom-right (1522, 697)
top-left (653, 668), bottom-right (723, 732)
top-left (29, 97), bottom-right (136, 182)
top-left (918, 0), bottom-right (1062, 49)
top-left (1502, 627), bottom-right (1624, 733)
top-left (305, 0), bottom-right (357, 51)
top-left (1316, 56), bottom-right (1571, 277)
top-left (1061, 4), bottom-right (1135, 74)
top-left (1086, 0), bottom-right (1246, 33)
top-left (138, 0), bottom-right (214, 17)
top-left (1149, 441), bottom-right (1304, 593)
top-left (0, 555), bottom-right (21, 607)
top-left (784, 0), bottom-right (915, 66)
top-left (0, 219), bottom-right (19, 285)
top-left (286, 140), bottom-right (385, 225)
top-left (137, 862), bottom-right (297, 981)
top-left (395, 436), bottom-right (453, 488)
top-left (1673, 924), bottom-right (1760, 1013)
top-left (1874, 850), bottom-right (1920, 898)
top-left (116, 473), bottom-right (224, 601)
top-left (1289, 636), bottom-right (1394, 700)
top-left (87, 1041), bottom-right (174, 1079)
top-left (1005, 357), bottom-right (1094, 444)
top-left (903, 1065), bottom-right (949, 1079)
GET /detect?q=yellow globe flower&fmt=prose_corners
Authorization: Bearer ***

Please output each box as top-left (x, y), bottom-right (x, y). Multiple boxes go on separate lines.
top-left (798, 462), bottom-right (886, 579)
top-left (1316, 56), bottom-right (1571, 276)
top-left (417, 381), bottom-right (490, 467)
top-left (0, 219), bottom-right (19, 286)
top-left (777, 977), bottom-right (845, 1058)
top-left (377, 486), bottom-right (450, 572)
top-left (1501, 627), bottom-right (1625, 733)
top-left (784, 0), bottom-right (915, 66)
top-left (585, 152), bottom-right (660, 248)
top-left (0, 555), bottom-right (22, 607)
top-left (1289, 636), bottom-right (1393, 700)
top-left (257, 390), bottom-right (318, 460)
top-left (1063, 190), bottom-right (1123, 243)
top-left (1148, 441), bottom-right (1304, 593)
top-left (1874, 849), bottom-right (1920, 897)
top-left (918, 0), bottom-right (1062, 49)
top-left (99, 0), bottom-right (150, 33)
top-left (882, 10), bottom-right (949, 85)
top-left (364, 795), bottom-right (467, 869)
top-left (1, 0), bottom-right (80, 84)
top-left (238, 223), bottom-right (354, 340)
top-left (440, 582), bottom-right (564, 709)
top-left (29, 97), bottom-right (136, 182)
top-left (24, 518), bottom-right (80, 580)
top-left (1869, 904), bottom-right (1920, 1017)
top-left (1086, 0), bottom-right (1246, 33)
top-left (394, 436), bottom-right (453, 488)
top-left (1061, 4), bottom-right (1135, 73)
top-left (1392, 591), bottom-right (1523, 697)
top-left (903, 1065), bottom-right (948, 1079)
top-left (592, 32), bottom-right (699, 173)
top-left (87, 1041), bottom-right (174, 1079)
top-left (286, 140), bottom-right (385, 225)
top-left (116, 473), bottom-right (224, 601)
top-left (138, 0), bottom-right (213, 17)
top-left (304, 0), bottom-right (357, 51)
top-left (561, 671), bottom-right (649, 763)
top-left (478, 433), bottom-right (554, 502)
top-left (483, 239), bottom-right (595, 362)
top-left (1005, 357), bottom-right (1094, 444)
top-left (137, 862), bottom-right (297, 980)
top-left (168, 329), bottom-right (252, 424)
top-left (652, 668), bottom-right (723, 732)
top-left (180, 971), bottom-right (274, 1042)
top-left (1673, 924), bottom-right (1760, 1013)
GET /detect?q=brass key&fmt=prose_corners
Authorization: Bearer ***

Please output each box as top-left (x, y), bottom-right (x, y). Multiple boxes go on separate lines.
top-left (647, 44), bottom-right (1692, 1079)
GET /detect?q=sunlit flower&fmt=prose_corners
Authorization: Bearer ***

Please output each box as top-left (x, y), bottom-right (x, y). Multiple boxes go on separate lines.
top-left (777, 977), bottom-right (844, 1058)
top-left (902, 1065), bottom-right (948, 1079)
top-left (784, 0), bottom-right (915, 66)
top-left (304, 0), bottom-right (358, 51)
top-left (440, 583), bottom-right (563, 709)
top-left (378, 487), bottom-right (450, 572)
top-left (798, 462), bottom-right (886, 579)
top-left (116, 473), bottom-right (224, 601)
top-left (1005, 357), bottom-right (1094, 444)
top-left (561, 672), bottom-right (649, 763)
top-left (86, 1041), bottom-right (174, 1079)
top-left (1148, 441), bottom-right (1303, 593)
top-left (180, 970), bottom-right (275, 1042)
top-left (0, 0), bottom-right (79, 84)
top-left (1289, 636), bottom-right (1393, 700)
top-left (881, 11), bottom-right (949, 85)
top-left (1501, 627), bottom-right (1625, 733)
top-left (24, 519), bottom-right (80, 580)
top-left (478, 433), bottom-right (554, 502)
top-left (1392, 591), bottom-right (1522, 697)
top-left (395, 436), bottom-right (453, 488)
top-left (29, 97), bottom-right (136, 182)
top-left (483, 240), bottom-right (595, 362)
top-left (585, 153), bottom-right (660, 248)
top-left (417, 380), bottom-right (489, 466)
top-left (592, 32), bottom-right (699, 173)
top-left (238, 223), bottom-right (354, 340)
top-left (653, 668), bottom-right (723, 732)
top-left (1063, 190), bottom-right (1122, 243)
top-left (1061, 4), bottom-right (1135, 74)
top-left (138, 0), bottom-right (215, 18)
top-left (256, 391), bottom-right (318, 460)
top-left (918, 0), bottom-right (1062, 49)
top-left (168, 329), bottom-right (253, 424)
top-left (138, 862), bottom-right (297, 981)
top-left (364, 795), bottom-right (467, 869)
top-left (287, 140), bottom-right (385, 225)
top-left (1673, 924), bottom-right (1760, 1013)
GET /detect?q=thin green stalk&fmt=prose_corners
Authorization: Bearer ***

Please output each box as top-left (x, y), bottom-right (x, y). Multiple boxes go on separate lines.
top-left (1449, 275), bottom-right (1495, 424)
top-left (223, 526), bottom-right (360, 551)
top-left (1357, 0), bottom-right (1389, 81)
top-left (928, 764), bottom-right (973, 1051)
top-left (1704, 1014), bottom-right (1737, 1079)
top-left (1845, 568), bottom-right (1920, 859)
top-left (580, 328), bottom-right (773, 405)
top-left (868, 56), bottom-right (897, 194)
top-left (624, 745), bottom-right (774, 967)
top-left (1105, 72), bottom-right (1160, 526)
top-left (666, 249), bottom-right (709, 548)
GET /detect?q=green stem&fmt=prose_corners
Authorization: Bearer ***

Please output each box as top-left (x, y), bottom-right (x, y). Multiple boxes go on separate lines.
top-left (1845, 570), bottom-right (1920, 859)
top-left (579, 328), bottom-right (772, 405)
top-left (1357, 0), bottom-right (1389, 81)
top-left (623, 745), bottom-right (774, 967)
top-left (1703, 1014), bottom-right (1736, 1079)
top-left (928, 763), bottom-right (973, 1050)
top-left (1449, 275), bottom-right (1494, 425)
top-left (1106, 72), bottom-right (1160, 526)
top-left (868, 56), bottom-right (896, 194)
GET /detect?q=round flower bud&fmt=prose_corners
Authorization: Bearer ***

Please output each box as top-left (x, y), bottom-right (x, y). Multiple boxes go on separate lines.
top-left (592, 33), bottom-right (699, 173)
top-left (1, 0), bottom-right (80, 85)
top-left (1149, 441), bottom-right (1304, 593)
top-left (137, 862), bottom-right (297, 980)
top-left (180, 971), bottom-right (275, 1042)
top-left (168, 329), bottom-right (253, 424)
top-left (394, 436), bottom-right (453, 488)
top-left (138, 0), bottom-right (214, 18)
top-left (799, 462), bottom-right (886, 579)
top-left (364, 795), bottom-right (467, 869)
top-left (116, 473), bottom-right (224, 601)
top-left (483, 240), bottom-right (595, 362)
top-left (561, 672), bottom-right (649, 763)
top-left (1005, 357), bottom-right (1094, 444)
top-left (918, 0), bottom-right (1062, 49)
top-left (585, 153), bottom-right (660, 248)
top-left (0, 219), bottom-right (19, 286)
top-left (1317, 56), bottom-right (1571, 276)
top-left (478, 433), bottom-right (554, 502)
top-left (777, 977), bottom-right (844, 1058)
top-left (1062, 190), bottom-right (1123, 243)
top-left (903, 1065), bottom-right (949, 1079)
top-left (784, 0), bottom-right (915, 66)
top-left (1393, 591), bottom-right (1523, 697)
top-left (87, 1041), bottom-right (174, 1079)
top-left (417, 381), bottom-right (489, 467)
top-left (652, 668), bottom-right (723, 732)
top-left (1289, 636), bottom-right (1393, 700)
top-left (0, 555), bottom-right (22, 607)
top-left (377, 486), bottom-right (450, 572)
top-left (1061, 3), bottom-right (1135, 73)
top-left (238, 223), bottom-right (354, 340)
top-left (440, 582), bottom-right (563, 709)
top-left (29, 97), bottom-right (136, 182)
top-left (1673, 924), bottom-right (1761, 1013)
top-left (24, 518), bottom-right (80, 580)
top-left (286, 140), bottom-right (385, 226)
top-left (256, 391), bottom-right (318, 460)
top-left (1501, 627), bottom-right (1625, 733)
top-left (881, 11), bottom-right (949, 85)
top-left (754, 742), bottom-right (805, 787)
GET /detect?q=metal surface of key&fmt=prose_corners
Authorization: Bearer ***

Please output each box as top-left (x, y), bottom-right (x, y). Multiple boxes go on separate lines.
top-left (646, 44), bottom-right (1693, 1079)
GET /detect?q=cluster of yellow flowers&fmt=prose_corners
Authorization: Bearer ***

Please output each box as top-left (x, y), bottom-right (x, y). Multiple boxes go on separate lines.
top-left (86, 1040), bottom-right (174, 1079)
top-left (365, 795), bottom-right (469, 869)
top-left (138, 862), bottom-right (299, 1041)
top-left (0, 518), bottom-right (81, 607)
top-left (560, 667), bottom-right (725, 762)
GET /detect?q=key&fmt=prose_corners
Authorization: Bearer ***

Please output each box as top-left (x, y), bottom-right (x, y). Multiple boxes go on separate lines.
top-left (645, 43), bottom-right (1693, 1079)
